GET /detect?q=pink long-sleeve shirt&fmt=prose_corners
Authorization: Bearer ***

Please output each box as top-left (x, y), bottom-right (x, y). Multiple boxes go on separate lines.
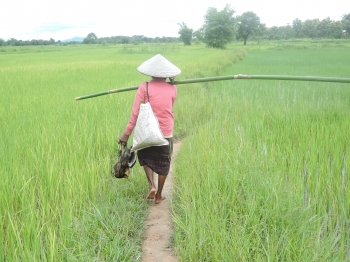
top-left (124, 78), bottom-right (177, 137)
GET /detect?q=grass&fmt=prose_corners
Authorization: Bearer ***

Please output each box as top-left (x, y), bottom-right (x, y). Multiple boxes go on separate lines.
top-left (172, 42), bottom-right (350, 261)
top-left (0, 43), bottom-right (243, 260)
top-left (1, 40), bottom-right (349, 261)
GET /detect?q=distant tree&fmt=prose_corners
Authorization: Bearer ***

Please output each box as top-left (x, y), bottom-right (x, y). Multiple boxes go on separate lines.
top-left (121, 37), bottom-right (129, 44)
top-left (192, 29), bottom-right (203, 41)
top-left (83, 32), bottom-right (97, 44)
top-left (49, 38), bottom-right (55, 45)
top-left (280, 25), bottom-right (294, 39)
top-left (193, 28), bottom-right (205, 44)
top-left (130, 35), bottom-right (144, 45)
top-left (302, 19), bottom-right (320, 38)
top-left (293, 18), bottom-right (303, 38)
top-left (316, 17), bottom-right (332, 38)
top-left (342, 13), bottom-right (350, 20)
top-left (267, 26), bottom-right (283, 40)
top-left (88, 33), bottom-right (97, 39)
top-left (142, 36), bottom-right (152, 43)
top-left (30, 39), bottom-right (39, 45)
top-left (203, 4), bottom-right (235, 48)
top-left (7, 38), bottom-right (18, 46)
top-left (0, 38), bottom-right (5, 46)
top-left (342, 13), bottom-right (350, 36)
top-left (178, 22), bottom-right (193, 45)
top-left (236, 11), bottom-right (261, 45)
top-left (257, 23), bottom-right (268, 40)
top-left (329, 21), bottom-right (343, 38)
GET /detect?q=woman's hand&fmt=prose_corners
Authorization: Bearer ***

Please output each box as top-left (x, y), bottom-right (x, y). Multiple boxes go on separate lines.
top-left (118, 133), bottom-right (129, 145)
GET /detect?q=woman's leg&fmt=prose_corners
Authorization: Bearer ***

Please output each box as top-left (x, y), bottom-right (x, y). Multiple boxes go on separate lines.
top-left (155, 175), bottom-right (167, 204)
top-left (143, 165), bottom-right (156, 199)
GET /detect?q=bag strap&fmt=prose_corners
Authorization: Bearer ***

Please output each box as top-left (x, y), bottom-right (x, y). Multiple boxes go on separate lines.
top-left (146, 82), bottom-right (150, 102)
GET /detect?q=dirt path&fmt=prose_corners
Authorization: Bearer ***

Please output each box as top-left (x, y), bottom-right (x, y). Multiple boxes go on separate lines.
top-left (141, 141), bottom-right (181, 262)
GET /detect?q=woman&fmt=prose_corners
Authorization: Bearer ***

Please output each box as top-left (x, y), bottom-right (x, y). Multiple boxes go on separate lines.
top-left (118, 54), bottom-right (181, 204)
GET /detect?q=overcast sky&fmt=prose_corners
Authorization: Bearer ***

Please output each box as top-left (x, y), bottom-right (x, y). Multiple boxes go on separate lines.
top-left (1, 0), bottom-right (348, 41)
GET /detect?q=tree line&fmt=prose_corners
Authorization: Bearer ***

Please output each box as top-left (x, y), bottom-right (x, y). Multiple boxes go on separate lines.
top-left (0, 34), bottom-right (180, 47)
top-left (179, 5), bottom-right (350, 48)
top-left (1, 5), bottom-right (349, 48)
top-left (82, 33), bottom-right (179, 45)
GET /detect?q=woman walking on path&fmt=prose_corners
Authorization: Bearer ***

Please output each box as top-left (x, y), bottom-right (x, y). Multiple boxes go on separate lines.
top-left (118, 54), bottom-right (181, 204)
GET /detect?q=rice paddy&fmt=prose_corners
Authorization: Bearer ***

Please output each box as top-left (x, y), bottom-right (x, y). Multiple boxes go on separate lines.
top-left (172, 41), bottom-right (350, 261)
top-left (0, 40), bottom-right (349, 261)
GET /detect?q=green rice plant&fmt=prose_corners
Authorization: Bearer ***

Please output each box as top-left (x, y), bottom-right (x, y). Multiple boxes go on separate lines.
top-left (3, 40), bottom-right (348, 261)
top-left (172, 43), bottom-right (350, 261)
top-left (0, 43), bottom-right (244, 260)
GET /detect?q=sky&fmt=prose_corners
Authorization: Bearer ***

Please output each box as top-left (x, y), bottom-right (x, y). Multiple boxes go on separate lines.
top-left (1, 0), bottom-right (348, 41)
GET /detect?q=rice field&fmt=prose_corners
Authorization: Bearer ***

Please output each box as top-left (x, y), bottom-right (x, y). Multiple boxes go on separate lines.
top-left (172, 41), bottom-right (350, 261)
top-left (0, 40), bottom-right (349, 261)
top-left (0, 43), bottom-right (241, 260)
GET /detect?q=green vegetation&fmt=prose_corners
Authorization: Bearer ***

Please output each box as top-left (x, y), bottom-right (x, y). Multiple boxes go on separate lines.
top-left (237, 11), bottom-right (261, 45)
top-left (172, 41), bottom-right (350, 261)
top-left (178, 22), bottom-right (193, 46)
top-left (202, 4), bottom-right (236, 49)
top-left (1, 41), bottom-right (349, 261)
top-left (0, 43), bottom-right (240, 260)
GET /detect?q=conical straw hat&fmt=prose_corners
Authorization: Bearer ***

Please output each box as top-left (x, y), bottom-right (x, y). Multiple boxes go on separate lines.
top-left (137, 54), bottom-right (181, 78)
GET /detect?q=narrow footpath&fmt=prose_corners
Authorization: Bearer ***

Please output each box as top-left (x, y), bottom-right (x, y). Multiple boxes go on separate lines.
top-left (141, 142), bottom-right (181, 262)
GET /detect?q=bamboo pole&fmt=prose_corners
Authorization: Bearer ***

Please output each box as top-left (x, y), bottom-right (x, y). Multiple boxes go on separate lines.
top-left (75, 74), bottom-right (350, 101)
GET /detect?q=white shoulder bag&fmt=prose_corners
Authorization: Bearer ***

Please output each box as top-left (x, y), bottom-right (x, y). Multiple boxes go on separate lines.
top-left (132, 82), bottom-right (169, 151)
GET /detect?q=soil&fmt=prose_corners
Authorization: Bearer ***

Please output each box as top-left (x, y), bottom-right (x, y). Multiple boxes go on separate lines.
top-left (141, 141), bottom-right (181, 262)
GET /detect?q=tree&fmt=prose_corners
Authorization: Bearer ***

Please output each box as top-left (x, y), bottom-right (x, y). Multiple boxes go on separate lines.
top-left (302, 19), bottom-right (319, 38)
top-left (278, 25), bottom-right (294, 39)
top-left (131, 35), bottom-right (144, 45)
top-left (267, 26), bottom-right (283, 40)
top-left (121, 37), bottom-right (129, 44)
top-left (342, 13), bottom-right (350, 37)
top-left (329, 21), bottom-right (343, 38)
top-left (83, 32), bottom-right (97, 44)
top-left (293, 18), bottom-right (303, 38)
top-left (257, 23), bottom-right (268, 40)
top-left (193, 28), bottom-right (204, 42)
top-left (316, 17), bottom-right (332, 38)
top-left (236, 11), bottom-right (261, 45)
top-left (203, 4), bottom-right (235, 49)
top-left (178, 22), bottom-right (193, 45)
top-left (7, 38), bottom-right (19, 46)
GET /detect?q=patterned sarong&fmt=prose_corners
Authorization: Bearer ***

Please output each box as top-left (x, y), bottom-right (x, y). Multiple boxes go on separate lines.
top-left (137, 138), bottom-right (173, 176)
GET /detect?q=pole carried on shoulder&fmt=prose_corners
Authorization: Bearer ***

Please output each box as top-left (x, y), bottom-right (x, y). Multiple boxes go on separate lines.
top-left (75, 74), bottom-right (350, 101)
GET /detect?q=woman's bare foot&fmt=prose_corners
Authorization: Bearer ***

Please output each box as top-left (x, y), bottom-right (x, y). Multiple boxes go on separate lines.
top-left (147, 188), bottom-right (156, 199)
top-left (155, 195), bottom-right (166, 204)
